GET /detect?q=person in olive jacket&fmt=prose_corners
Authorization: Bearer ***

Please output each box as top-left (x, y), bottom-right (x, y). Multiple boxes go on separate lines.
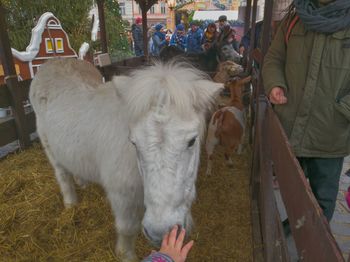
top-left (262, 0), bottom-right (350, 222)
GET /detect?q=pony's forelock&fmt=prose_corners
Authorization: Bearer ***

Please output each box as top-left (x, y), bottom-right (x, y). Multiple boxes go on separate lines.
top-left (116, 61), bottom-right (218, 120)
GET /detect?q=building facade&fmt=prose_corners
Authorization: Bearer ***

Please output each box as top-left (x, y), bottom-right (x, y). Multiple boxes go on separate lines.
top-left (118, 0), bottom-right (169, 27)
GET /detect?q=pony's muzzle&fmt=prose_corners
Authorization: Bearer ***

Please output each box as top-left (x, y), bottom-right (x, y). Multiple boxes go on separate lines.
top-left (142, 226), bottom-right (162, 247)
top-left (142, 223), bottom-right (186, 247)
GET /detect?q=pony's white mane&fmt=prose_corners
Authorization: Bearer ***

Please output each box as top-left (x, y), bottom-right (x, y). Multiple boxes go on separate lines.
top-left (113, 62), bottom-right (219, 124)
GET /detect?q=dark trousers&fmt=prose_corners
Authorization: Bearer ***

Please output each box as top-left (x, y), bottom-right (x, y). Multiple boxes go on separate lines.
top-left (297, 157), bottom-right (344, 221)
top-left (135, 49), bottom-right (144, 57)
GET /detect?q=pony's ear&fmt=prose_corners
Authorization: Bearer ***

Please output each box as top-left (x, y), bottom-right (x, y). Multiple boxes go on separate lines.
top-left (193, 80), bottom-right (224, 112)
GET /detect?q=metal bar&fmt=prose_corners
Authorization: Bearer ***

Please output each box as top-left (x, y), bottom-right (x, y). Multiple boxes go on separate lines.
top-left (0, 3), bottom-right (30, 148)
top-left (247, 0), bottom-right (258, 73)
top-left (97, 0), bottom-right (108, 54)
top-left (256, 0), bottom-right (274, 96)
top-left (244, 0), bottom-right (252, 35)
top-left (261, 0), bottom-right (274, 57)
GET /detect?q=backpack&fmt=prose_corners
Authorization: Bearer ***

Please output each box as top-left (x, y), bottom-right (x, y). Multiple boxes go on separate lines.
top-left (284, 15), bottom-right (300, 45)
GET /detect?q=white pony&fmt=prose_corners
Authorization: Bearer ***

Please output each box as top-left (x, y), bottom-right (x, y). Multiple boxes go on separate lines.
top-left (29, 59), bottom-right (222, 261)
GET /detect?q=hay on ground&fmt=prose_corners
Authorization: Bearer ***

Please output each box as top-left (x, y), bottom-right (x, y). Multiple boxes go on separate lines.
top-left (0, 142), bottom-right (252, 261)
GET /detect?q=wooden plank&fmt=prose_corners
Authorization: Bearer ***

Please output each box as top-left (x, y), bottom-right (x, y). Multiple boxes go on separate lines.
top-left (251, 198), bottom-right (264, 262)
top-left (259, 100), bottom-right (290, 262)
top-left (124, 57), bottom-right (145, 67)
top-left (18, 79), bottom-right (32, 102)
top-left (267, 106), bottom-right (344, 261)
top-left (26, 111), bottom-right (36, 134)
top-left (0, 111), bottom-right (35, 147)
top-left (0, 83), bottom-right (11, 107)
top-left (0, 79), bottom-right (32, 109)
top-left (0, 3), bottom-right (30, 148)
top-left (0, 117), bottom-right (17, 147)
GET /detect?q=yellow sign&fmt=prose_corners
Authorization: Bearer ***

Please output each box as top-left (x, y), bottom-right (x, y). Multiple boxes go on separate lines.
top-left (56, 39), bottom-right (63, 50)
top-left (46, 39), bottom-right (53, 52)
top-left (196, 3), bottom-right (206, 8)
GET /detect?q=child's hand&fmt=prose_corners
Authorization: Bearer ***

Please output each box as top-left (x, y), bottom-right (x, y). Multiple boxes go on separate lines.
top-left (159, 225), bottom-right (194, 262)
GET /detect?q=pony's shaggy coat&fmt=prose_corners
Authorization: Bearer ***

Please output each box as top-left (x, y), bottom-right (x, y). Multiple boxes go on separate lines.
top-left (29, 58), bottom-right (222, 261)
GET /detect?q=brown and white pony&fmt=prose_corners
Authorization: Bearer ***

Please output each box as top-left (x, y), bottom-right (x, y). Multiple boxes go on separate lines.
top-left (205, 76), bottom-right (251, 175)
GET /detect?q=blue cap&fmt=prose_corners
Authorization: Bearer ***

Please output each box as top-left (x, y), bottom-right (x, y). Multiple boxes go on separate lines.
top-left (155, 24), bottom-right (163, 31)
top-left (176, 24), bottom-right (185, 31)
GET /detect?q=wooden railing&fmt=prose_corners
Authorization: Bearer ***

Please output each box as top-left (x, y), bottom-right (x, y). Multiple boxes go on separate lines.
top-left (0, 79), bottom-right (35, 149)
top-left (250, 48), bottom-right (344, 261)
top-left (102, 56), bottom-right (148, 79)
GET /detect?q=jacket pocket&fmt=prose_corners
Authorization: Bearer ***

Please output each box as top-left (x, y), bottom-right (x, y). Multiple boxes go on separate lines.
top-left (324, 29), bottom-right (350, 69)
top-left (335, 94), bottom-right (350, 122)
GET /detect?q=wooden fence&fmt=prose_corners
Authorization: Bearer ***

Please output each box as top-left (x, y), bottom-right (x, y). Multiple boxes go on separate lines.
top-left (250, 49), bottom-right (345, 261)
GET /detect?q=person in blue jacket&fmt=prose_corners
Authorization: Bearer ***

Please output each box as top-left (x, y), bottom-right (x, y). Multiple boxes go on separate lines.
top-left (170, 24), bottom-right (187, 52)
top-left (186, 21), bottom-right (203, 54)
top-left (151, 24), bottom-right (167, 56)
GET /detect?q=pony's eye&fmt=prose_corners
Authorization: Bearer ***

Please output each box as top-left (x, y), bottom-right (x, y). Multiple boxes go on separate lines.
top-left (188, 137), bottom-right (196, 148)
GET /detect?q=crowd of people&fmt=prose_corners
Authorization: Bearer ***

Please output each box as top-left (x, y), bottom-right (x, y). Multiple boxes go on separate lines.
top-left (130, 15), bottom-right (242, 62)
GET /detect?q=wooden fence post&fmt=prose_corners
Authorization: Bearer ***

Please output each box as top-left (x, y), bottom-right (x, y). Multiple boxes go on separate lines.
top-left (141, 8), bottom-right (149, 58)
top-left (97, 0), bottom-right (108, 54)
top-left (0, 3), bottom-right (30, 149)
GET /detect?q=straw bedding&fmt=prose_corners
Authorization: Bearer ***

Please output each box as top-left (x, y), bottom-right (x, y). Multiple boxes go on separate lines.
top-left (0, 141), bottom-right (252, 261)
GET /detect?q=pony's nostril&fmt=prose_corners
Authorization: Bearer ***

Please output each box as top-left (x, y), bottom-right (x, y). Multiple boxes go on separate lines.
top-left (143, 227), bottom-right (152, 240)
top-left (176, 224), bottom-right (183, 238)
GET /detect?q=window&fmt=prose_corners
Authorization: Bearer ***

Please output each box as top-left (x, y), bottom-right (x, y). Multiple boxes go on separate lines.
top-left (161, 3), bottom-right (166, 14)
top-left (119, 2), bottom-right (126, 15)
top-left (150, 6), bottom-right (155, 14)
top-left (45, 38), bottom-right (54, 53)
top-left (55, 38), bottom-right (64, 53)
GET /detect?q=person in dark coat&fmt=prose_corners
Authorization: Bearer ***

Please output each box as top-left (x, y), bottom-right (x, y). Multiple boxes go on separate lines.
top-left (131, 17), bottom-right (144, 56)
top-left (201, 22), bottom-right (219, 71)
